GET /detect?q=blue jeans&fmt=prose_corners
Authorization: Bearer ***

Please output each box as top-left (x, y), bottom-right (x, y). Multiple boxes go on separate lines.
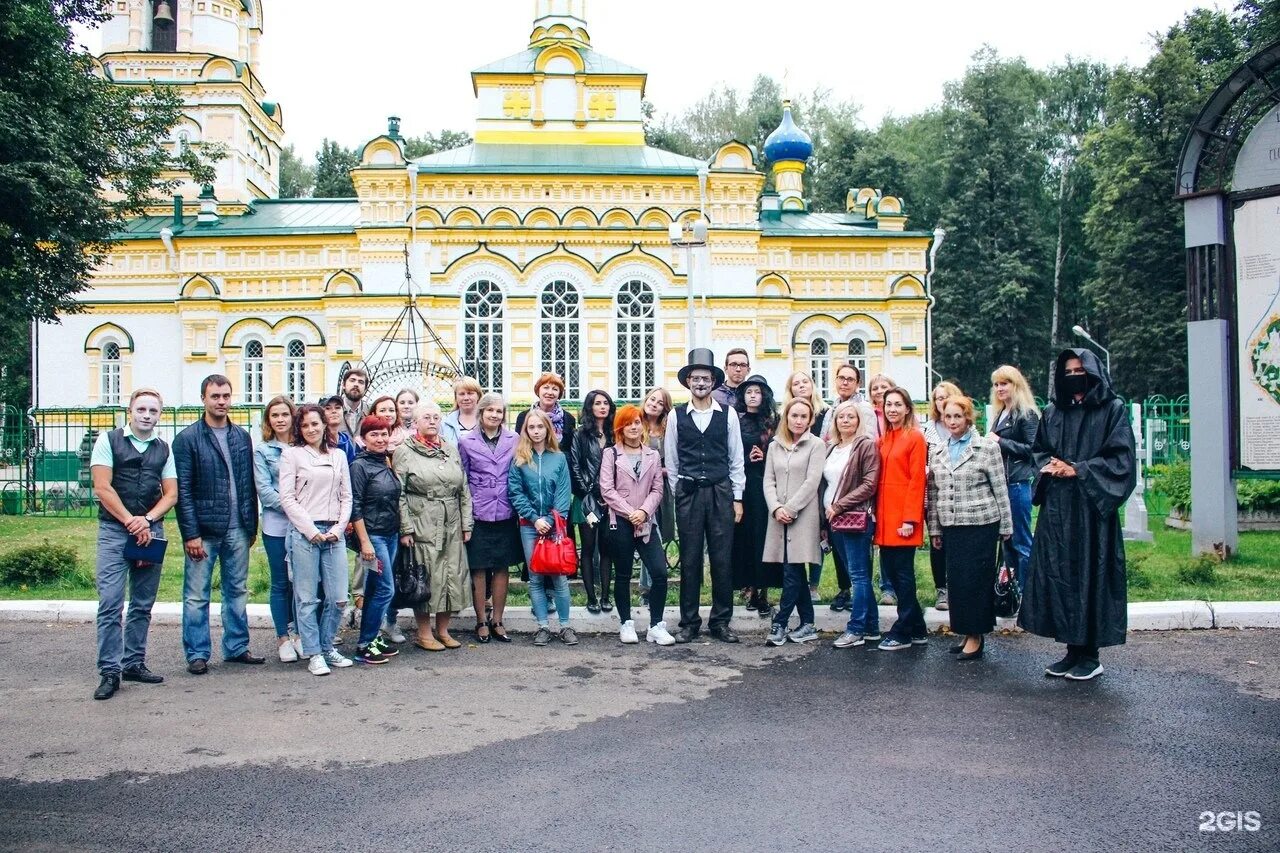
top-left (289, 528), bottom-right (349, 657)
top-left (774, 561), bottom-right (814, 629)
top-left (880, 544), bottom-right (926, 642)
top-left (833, 523), bottom-right (878, 635)
top-left (96, 519), bottom-right (164, 675)
top-left (263, 533), bottom-right (293, 638)
top-left (358, 534), bottom-right (398, 646)
top-left (521, 524), bottom-right (570, 628)
top-left (1008, 480), bottom-right (1033, 592)
top-left (182, 527), bottom-right (252, 663)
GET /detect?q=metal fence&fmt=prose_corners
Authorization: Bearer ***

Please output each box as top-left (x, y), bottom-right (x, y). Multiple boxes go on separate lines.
top-left (0, 396), bottom-right (1191, 517)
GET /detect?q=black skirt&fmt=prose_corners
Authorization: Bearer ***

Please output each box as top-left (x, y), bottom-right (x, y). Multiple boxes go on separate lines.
top-left (942, 522), bottom-right (1001, 634)
top-left (466, 517), bottom-right (524, 571)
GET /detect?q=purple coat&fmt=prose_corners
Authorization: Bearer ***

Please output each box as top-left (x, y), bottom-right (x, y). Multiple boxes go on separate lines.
top-left (458, 428), bottom-right (518, 522)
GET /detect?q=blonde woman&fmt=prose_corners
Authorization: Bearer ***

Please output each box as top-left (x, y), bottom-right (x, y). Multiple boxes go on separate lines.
top-left (442, 376), bottom-right (483, 446)
top-left (763, 398), bottom-right (827, 646)
top-left (784, 370), bottom-right (826, 437)
top-left (989, 365), bottom-right (1041, 591)
top-left (640, 387), bottom-right (675, 592)
top-left (867, 373), bottom-right (895, 440)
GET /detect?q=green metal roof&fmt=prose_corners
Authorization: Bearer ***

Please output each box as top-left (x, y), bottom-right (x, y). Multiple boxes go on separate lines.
top-left (472, 47), bottom-right (645, 76)
top-left (412, 143), bottom-right (705, 175)
top-left (759, 210), bottom-right (932, 238)
top-left (115, 198), bottom-right (359, 239)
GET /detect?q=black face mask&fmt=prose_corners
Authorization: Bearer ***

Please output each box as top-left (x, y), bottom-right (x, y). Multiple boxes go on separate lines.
top-left (1061, 373), bottom-right (1088, 398)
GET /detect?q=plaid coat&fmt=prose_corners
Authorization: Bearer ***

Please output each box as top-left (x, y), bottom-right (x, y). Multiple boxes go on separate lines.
top-left (926, 431), bottom-right (1013, 535)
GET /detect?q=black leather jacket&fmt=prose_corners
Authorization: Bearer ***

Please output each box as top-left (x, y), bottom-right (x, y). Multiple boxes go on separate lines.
top-left (569, 423), bottom-right (613, 505)
top-left (992, 408), bottom-right (1040, 484)
top-left (350, 450), bottom-right (401, 536)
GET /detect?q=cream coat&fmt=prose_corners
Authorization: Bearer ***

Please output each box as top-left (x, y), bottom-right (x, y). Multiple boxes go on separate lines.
top-left (394, 437), bottom-right (474, 615)
top-left (762, 431), bottom-right (827, 565)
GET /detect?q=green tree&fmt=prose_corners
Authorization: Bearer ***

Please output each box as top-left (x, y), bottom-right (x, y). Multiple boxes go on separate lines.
top-left (930, 49), bottom-right (1053, 394)
top-left (1, 0), bottom-right (220, 409)
top-left (1081, 11), bottom-right (1241, 399)
top-left (278, 143), bottom-right (313, 198)
top-left (1236, 0), bottom-right (1280, 50)
top-left (312, 139), bottom-right (357, 198)
top-left (403, 129), bottom-right (472, 159)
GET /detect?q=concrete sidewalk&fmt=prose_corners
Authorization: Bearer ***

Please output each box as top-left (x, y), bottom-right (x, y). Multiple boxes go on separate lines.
top-left (3, 597), bottom-right (1278, 634)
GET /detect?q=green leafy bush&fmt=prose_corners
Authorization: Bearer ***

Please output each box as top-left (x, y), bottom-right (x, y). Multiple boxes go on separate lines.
top-left (1127, 554), bottom-right (1153, 590)
top-left (1149, 462), bottom-right (1280, 514)
top-left (0, 541), bottom-right (80, 585)
top-left (1176, 556), bottom-right (1219, 586)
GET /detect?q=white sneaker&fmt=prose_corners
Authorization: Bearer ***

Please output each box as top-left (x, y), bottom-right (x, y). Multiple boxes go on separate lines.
top-left (308, 654), bottom-right (330, 676)
top-left (290, 635), bottom-right (304, 658)
top-left (277, 637), bottom-right (298, 663)
top-left (325, 650), bottom-right (353, 668)
top-left (383, 619), bottom-right (407, 644)
top-left (646, 621), bottom-right (676, 646)
top-left (619, 620), bottom-right (639, 644)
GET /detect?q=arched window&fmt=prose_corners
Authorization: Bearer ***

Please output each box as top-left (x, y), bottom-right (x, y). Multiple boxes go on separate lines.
top-left (101, 341), bottom-right (122, 406)
top-left (847, 338), bottom-right (868, 382)
top-left (285, 338), bottom-right (307, 402)
top-left (615, 280), bottom-right (656, 400)
top-left (243, 339), bottom-right (265, 405)
top-left (463, 280), bottom-right (504, 394)
top-left (540, 280), bottom-right (581, 399)
top-left (810, 337), bottom-right (830, 400)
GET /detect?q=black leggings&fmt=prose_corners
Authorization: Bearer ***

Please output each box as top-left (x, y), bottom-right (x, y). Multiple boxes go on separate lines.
top-left (578, 521), bottom-right (613, 606)
top-left (610, 518), bottom-right (668, 624)
top-left (930, 543), bottom-right (947, 590)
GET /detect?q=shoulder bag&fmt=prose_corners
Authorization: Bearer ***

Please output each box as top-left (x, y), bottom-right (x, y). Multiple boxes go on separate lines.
top-left (530, 510), bottom-right (578, 575)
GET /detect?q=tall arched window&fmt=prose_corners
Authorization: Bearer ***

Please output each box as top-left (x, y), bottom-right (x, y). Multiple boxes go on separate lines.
top-left (101, 341), bottom-right (122, 406)
top-left (463, 279), bottom-right (504, 393)
top-left (615, 280), bottom-right (656, 400)
top-left (243, 339), bottom-right (265, 405)
top-left (810, 337), bottom-right (830, 400)
top-left (540, 280), bottom-right (581, 399)
top-left (285, 338), bottom-right (307, 402)
top-left (847, 338), bottom-right (868, 382)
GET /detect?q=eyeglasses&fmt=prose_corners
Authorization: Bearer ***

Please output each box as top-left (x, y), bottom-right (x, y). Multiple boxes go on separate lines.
top-left (688, 376), bottom-right (715, 385)
top-left (726, 361), bottom-right (749, 369)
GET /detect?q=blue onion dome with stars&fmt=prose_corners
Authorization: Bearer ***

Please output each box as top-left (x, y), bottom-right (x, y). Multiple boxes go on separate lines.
top-left (763, 99), bottom-right (813, 163)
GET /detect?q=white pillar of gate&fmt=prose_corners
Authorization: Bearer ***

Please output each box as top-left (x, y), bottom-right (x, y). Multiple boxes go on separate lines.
top-left (1122, 401), bottom-right (1153, 542)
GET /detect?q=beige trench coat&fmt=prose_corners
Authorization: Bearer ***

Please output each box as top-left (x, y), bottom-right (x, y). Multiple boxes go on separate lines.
top-left (762, 431), bottom-right (827, 566)
top-left (394, 437), bottom-right (474, 615)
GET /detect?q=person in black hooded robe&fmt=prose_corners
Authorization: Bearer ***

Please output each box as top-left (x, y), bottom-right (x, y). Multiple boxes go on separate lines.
top-left (1018, 348), bottom-right (1136, 681)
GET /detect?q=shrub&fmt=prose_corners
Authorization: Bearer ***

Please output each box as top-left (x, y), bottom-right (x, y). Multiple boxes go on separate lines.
top-left (0, 541), bottom-right (80, 586)
top-left (1237, 479), bottom-right (1280, 514)
top-left (1127, 554), bottom-right (1153, 590)
top-left (1176, 556), bottom-right (1219, 586)
top-left (1149, 462), bottom-right (1191, 512)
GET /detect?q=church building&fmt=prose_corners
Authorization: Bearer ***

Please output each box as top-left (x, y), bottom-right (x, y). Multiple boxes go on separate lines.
top-left (39, 0), bottom-right (938, 408)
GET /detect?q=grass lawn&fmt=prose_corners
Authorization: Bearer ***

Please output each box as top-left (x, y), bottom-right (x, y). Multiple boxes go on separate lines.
top-left (0, 513), bottom-right (1276, 606)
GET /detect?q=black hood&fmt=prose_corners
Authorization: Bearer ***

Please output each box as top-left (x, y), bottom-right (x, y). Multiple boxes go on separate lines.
top-left (1052, 347), bottom-right (1115, 408)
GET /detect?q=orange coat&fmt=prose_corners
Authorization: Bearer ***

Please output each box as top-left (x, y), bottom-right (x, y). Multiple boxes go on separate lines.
top-left (874, 427), bottom-right (926, 547)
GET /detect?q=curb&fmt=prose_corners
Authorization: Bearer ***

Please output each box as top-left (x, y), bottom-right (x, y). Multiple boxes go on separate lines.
top-left (3, 599), bottom-right (1278, 635)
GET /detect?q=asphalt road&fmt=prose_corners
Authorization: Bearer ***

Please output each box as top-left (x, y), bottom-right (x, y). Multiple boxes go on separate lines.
top-left (0, 621), bottom-right (1277, 852)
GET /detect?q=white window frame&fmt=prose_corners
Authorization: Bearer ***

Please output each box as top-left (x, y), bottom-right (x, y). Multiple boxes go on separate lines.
top-left (539, 280), bottom-right (581, 399)
top-left (847, 338), bottom-right (868, 382)
top-left (615, 279), bottom-right (656, 400)
top-left (100, 340), bottom-right (122, 406)
top-left (243, 338), bottom-right (265, 405)
top-left (462, 279), bottom-right (505, 394)
top-left (285, 338), bottom-right (307, 402)
top-left (810, 336), bottom-right (831, 400)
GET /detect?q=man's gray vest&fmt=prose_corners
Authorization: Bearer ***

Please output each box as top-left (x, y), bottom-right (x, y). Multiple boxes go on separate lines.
top-left (99, 428), bottom-right (169, 523)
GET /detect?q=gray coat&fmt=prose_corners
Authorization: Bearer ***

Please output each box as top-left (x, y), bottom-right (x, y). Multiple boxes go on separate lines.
top-left (394, 437), bottom-right (473, 615)
top-left (761, 431), bottom-right (826, 565)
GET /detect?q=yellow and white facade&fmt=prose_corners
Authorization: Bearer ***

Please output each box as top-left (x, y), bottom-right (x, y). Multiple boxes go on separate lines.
top-left (42, 0), bottom-right (937, 408)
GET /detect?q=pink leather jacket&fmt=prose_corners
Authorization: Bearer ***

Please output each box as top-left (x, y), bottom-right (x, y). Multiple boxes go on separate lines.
top-left (598, 444), bottom-right (664, 541)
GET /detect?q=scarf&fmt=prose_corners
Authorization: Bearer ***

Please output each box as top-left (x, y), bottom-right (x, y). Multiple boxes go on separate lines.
top-left (544, 403), bottom-right (566, 441)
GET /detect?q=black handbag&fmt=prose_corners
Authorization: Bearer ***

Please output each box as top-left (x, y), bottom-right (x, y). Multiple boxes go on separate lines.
top-left (993, 542), bottom-right (1020, 618)
top-left (391, 546), bottom-right (431, 609)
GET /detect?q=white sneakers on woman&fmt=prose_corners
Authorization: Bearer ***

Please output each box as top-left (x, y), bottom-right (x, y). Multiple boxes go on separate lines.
top-left (308, 654), bottom-right (330, 676)
top-left (646, 621), bottom-right (676, 646)
top-left (278, 637), bottom-right (298, 663)
top-left (620, 620), bottom-right (639, 644)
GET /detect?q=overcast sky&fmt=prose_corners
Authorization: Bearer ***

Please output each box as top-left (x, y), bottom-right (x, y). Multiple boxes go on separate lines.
top-left (80, 0), bottom-right (1223, 160)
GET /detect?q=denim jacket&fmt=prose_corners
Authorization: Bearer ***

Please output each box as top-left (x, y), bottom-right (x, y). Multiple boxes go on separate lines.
top-left (254, 439), bottom-right (288, 537)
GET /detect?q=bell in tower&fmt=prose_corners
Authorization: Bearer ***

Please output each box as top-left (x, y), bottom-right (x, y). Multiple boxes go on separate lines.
top-left (150, 0), bottom-right (177, 52)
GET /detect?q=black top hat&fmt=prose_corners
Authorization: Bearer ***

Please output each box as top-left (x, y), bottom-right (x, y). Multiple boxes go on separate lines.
top-left (677, 348), bottom-right (726, 389)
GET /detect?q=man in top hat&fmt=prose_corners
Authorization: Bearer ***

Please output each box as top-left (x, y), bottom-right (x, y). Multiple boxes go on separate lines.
top-left (663, 348), bottom-right (747, 643)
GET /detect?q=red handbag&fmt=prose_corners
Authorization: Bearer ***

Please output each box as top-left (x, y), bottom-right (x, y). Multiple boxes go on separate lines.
top-left (829, 509), bottom-right (869, 533)
top-left (530, 511), bottom-right (578, 576)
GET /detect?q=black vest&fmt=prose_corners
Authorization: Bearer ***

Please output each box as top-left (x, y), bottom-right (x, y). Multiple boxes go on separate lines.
top-left (99, 428), bottom-right (169, 522)
top-left (674, 403), bottom-right (730, 483)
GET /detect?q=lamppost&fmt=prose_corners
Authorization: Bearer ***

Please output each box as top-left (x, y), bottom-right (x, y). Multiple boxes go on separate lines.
top-left (1071, 324), bottom-right (1111, 377)
top-left (669, 216), bottom-right (708, 349)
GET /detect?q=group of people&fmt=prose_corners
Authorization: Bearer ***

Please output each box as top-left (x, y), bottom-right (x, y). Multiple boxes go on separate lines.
top-left (90, 345), bottom-right (1136, 699)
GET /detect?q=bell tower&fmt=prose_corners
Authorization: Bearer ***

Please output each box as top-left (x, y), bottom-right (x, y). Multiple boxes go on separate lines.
top-left (97, 0), bottom-right (283, 207)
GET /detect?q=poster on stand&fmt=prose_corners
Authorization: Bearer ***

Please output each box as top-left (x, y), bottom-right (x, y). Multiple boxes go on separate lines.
top-left (1236, 196), bottom-right (1280, 471)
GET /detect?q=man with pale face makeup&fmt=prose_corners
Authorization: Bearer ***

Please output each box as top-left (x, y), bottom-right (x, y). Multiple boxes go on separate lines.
top-left (664, 349), bottom-right (747, 643)
top-left (90, 389), bottom-right (178, 699)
